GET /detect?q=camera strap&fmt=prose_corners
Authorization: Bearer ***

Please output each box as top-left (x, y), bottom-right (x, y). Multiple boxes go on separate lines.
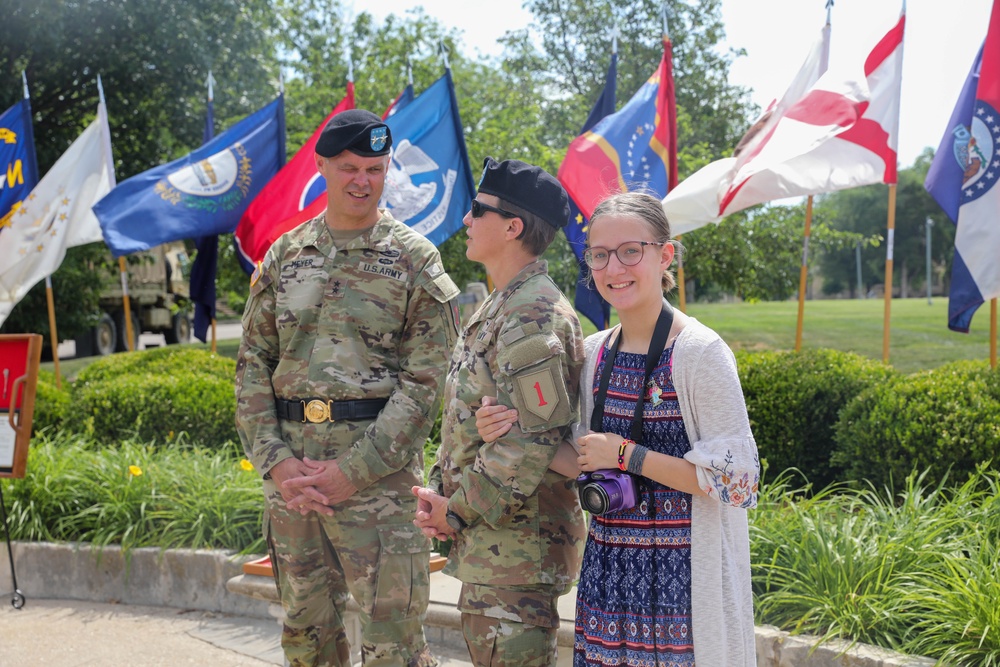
top-left (590, 298), bottom-right (674, 443)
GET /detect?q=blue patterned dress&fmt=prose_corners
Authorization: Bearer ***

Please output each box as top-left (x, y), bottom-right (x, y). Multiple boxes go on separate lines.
top-left (574, 341), bottom-right (695, 667)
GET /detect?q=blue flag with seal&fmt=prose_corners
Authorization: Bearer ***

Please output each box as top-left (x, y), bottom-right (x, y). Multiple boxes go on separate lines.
top-left (381, 69), bottom-right (475, 247)
top-left (94, 95), bottom-right (285, 257)
top-left (564, 52), bottom-right (617, 330)
top-left (0, 98), bottom-right (40, 231)
top-left (925, 44), bottom-right (983, 225)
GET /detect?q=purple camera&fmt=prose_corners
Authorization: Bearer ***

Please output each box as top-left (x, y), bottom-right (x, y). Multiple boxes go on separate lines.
top-left (577, 469), bottom-right (637, 515)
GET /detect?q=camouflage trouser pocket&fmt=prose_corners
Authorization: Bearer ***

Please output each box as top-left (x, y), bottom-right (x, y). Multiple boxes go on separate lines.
top-left (371, 523), bottom-right (431, 622)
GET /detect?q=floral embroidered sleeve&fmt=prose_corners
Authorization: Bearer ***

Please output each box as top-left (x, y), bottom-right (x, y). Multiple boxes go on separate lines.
top-left (680, 338), bottom-right (760, 509)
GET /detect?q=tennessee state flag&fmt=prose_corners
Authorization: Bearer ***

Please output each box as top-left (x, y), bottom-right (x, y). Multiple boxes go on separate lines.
top-left (235, 82), bottom-right (355, 268)
top-left (558, 38), bottom-right (677, 221)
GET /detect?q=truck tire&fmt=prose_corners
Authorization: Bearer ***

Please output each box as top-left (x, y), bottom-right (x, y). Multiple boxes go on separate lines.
top-left (165, 312), bottom-right (191, 344)
top-left (114, 310), bottom-right (140, 353)
top-left (93, 313), bottom-right (117, 356)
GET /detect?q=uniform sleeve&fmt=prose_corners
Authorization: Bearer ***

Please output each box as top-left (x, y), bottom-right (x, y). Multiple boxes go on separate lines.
top-left (337, 261), bottom-right (460, 492)
top-left (681, 338), bottom-right (760, 509)
top-left (234, 252), bottom-right (294, 478)
top-left (447, 312), bottom-right (581, 530)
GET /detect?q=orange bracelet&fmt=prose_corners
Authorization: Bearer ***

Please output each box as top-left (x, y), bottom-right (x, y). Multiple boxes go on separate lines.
top-left (618, 439), bottom-right (633, 471)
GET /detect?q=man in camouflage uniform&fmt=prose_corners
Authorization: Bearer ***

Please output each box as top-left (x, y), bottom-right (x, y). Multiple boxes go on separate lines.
top-left (236, 109), bottom-right (460, 667)
top-left (413, 157), bottom-right (587, 666)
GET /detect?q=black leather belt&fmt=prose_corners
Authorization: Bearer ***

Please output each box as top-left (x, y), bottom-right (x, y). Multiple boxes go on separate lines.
top-left (276, 398), bottom-right (388, 423)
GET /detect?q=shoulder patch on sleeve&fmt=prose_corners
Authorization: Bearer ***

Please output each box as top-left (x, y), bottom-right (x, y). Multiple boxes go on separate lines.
top-left (496, 331), bottom-right (571, 433)
top-left (249, 255), bottom-right (274, 297)
top-left (423, 268), bottom-right (461, 304)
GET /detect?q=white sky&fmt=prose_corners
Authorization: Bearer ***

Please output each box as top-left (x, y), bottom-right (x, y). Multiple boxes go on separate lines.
top-left (357, 0), bottom-right (994, 170)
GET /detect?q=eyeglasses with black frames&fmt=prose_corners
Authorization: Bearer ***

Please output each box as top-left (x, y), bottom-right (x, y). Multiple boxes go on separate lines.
top-left (583, 241), bottom-right (666, 270)
top-left (470, 199), bottom-right (517, 219)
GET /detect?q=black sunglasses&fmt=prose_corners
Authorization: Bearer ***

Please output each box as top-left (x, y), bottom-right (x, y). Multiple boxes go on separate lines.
top-left (471, 199), bottom-right (517, 219)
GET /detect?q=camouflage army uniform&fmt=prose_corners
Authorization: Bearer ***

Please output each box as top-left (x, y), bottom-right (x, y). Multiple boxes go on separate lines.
top-left (236, 210), bottom-right (460, 667)
top-left (429, 259), bottom-right (587, 666)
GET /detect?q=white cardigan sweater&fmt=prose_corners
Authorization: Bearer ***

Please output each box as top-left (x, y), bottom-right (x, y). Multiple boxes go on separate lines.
top-left (580, 318), bottom-right (759, 667)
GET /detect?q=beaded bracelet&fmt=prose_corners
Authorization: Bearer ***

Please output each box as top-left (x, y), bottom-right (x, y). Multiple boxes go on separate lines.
top-left (627, 444), bottom-right (649, 476)
top-left (617, 439), bottom-right (633, 471)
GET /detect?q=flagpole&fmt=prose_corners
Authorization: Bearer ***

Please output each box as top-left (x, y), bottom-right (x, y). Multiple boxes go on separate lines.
top-left (205, 70), bottom-right (218, 354)
top-left (882, 184), bottom-right (897, 363)
top-left (795, 195), bottom-right (814, 351)
top-left (662, 4), bottom-right (685, 313)
top-left (98, 73), bottom-right (135, 353)
top-left (991, 298), bottom-right (997, 369)
top-left (43, 277), bottom-right (62, 388)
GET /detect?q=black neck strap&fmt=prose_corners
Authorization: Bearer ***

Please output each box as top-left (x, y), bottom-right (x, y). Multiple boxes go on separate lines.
top-left (590, 299), bottom-right (675, 443)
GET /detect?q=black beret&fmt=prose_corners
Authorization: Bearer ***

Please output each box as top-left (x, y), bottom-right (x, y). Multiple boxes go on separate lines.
top-left (476, 157), bottom-right (570, 229)
top-left (315, 109), bottom-right (392, 158)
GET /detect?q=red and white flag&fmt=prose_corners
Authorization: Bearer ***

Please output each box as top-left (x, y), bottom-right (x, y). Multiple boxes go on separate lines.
top-left (664, 9), bottom-right (905, 232)
top-left (235, 82), bottom-right (355, 266)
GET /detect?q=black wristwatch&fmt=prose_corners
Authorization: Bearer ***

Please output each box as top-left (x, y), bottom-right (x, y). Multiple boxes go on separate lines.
top-left (445, 510), bottom-right (468, 533)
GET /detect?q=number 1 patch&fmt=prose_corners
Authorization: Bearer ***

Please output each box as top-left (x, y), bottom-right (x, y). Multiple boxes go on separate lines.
top-left (516, 368), bottom-right (559, 420)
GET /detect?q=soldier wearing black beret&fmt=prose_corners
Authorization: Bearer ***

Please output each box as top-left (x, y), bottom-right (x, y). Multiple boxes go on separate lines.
top-left (238, 107), bottom-right (459, 667)
top-left (414, 157), bottom-right (585, 666)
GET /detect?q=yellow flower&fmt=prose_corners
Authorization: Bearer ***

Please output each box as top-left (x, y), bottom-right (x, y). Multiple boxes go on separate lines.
top-left (240, 459), bottom-right (254, 472)
top-left (128, 465), bottom-right (143, 477)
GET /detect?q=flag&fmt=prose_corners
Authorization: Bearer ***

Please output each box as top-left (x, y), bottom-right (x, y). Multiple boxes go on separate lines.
top-left (0, 98), bottom-right (40, 230)
top-left (720, 12), bottom-right (903, 212)
top-left (383, 83), bottom-right (415, 119)
top-left (0, 99), bottom-right (115, 326)
top-left (234, 84), bottom-right (354, 268)
top-left (380, 69), bottom-right (475, 247)
top-left (664, 13), bottom-right (904, 230)
top-left (935, 3), bottom-right (1000, 332)
top-left (558, 38), bottom-right (677, 222)
top-left (190, 84), bottom-right (218, 343)
top-left (925, 45), bottom-right (983, 224)
top-left (563, 51), bottom-right (617, 330)
top-left (94, 95), bottom-right (286, 257)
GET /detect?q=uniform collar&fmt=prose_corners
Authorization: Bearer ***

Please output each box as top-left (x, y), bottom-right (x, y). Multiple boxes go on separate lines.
top-left (482, 259), bottom-right (548, 320)
top-left (305, 209), bottom-right (398, 256)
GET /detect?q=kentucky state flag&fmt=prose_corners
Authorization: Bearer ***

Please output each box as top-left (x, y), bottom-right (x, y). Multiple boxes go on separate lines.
top-left (235, 84), bottom-right (354, 268)
top-left (563, 51), bottom-right (617, 330)
top-left (558, 38), bottom-right (677, 222)
top-left (94, 95), bottom-right (286, 257)
top-left (380, 69), bottom-right (475, 247)
top-left (0, 98), bottom-right (40, 230)
top-left (928, 2), bottom-right (1000, 332)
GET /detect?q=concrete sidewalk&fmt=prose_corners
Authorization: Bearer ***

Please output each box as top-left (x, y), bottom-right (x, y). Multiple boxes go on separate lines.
top-left (0, 598), bottom-right (477, 667)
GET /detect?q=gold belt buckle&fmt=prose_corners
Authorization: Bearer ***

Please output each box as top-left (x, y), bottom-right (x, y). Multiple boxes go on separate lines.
top-left (303, 399), bottom-right (332, 423)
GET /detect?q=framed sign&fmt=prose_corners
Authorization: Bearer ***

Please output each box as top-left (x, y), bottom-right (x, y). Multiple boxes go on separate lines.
top-left (0, 334), bottom-right (42, 479)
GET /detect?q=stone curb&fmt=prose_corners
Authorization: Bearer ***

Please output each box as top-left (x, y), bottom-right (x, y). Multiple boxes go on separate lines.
top-left (0, 542), bottom-right (936, 667)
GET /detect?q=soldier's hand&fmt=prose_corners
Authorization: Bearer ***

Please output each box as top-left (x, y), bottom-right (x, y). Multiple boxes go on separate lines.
top-left (282, 457), bottom-right (358, 506)
top-left (269, 458), bottom-right (334, 515)
top-left (475, 396), bottom-right (518, 443)
top-left (411, 486), bottom-right (454, 541)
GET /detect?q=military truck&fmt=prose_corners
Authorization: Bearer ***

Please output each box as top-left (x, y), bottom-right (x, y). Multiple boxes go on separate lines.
top-left (74, 242), bottom-right (193, 357)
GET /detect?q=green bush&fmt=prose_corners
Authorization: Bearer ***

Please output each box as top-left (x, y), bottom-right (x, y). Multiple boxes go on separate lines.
top-left (737, 348), bottom-right (897, 490)
top-left (832, 360), bottom-right (1000, 491)
top-left (30, 370), bottom-right (72, 433)
top-left (73, 347), bottom-right (237, 446)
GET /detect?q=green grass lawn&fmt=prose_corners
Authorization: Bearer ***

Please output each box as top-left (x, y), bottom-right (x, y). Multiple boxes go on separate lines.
top-left (47, 298), bottom-right (995, 379)
top-left (583, 297), bottom-right (996, 375)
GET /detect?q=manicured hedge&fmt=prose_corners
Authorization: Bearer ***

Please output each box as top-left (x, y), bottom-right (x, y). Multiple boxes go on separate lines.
top-left (71, 347), bottom-right (237, 446)
top-left (832, 360), bottom-right (1000, 491)
top-left (737, 348), bottom-right (897, 490)
top-left (30, 370), bottom-right (72, 433)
